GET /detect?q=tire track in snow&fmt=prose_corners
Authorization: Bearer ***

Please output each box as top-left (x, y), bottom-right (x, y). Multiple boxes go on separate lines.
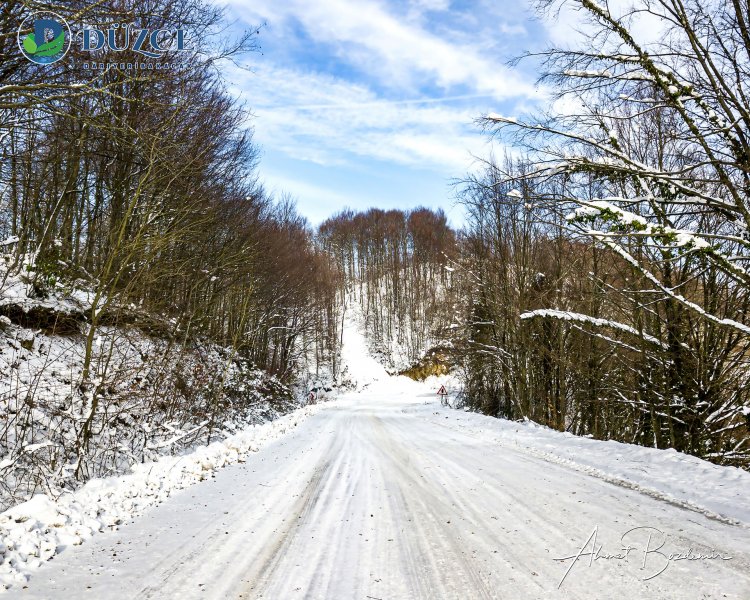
top-left (8, 390), bottom-right (750, 599)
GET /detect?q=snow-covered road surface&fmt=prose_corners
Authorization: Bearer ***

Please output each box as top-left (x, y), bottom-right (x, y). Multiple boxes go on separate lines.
top-left (8, 376), bottom-right (750, 599)
top-left (7, 318), bottom-right (750, 599)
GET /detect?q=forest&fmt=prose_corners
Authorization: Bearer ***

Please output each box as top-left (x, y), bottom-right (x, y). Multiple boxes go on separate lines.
top-left (0, 0), bottom-right (339, 509)
top-left (1, 0), bottom-right (748, 516)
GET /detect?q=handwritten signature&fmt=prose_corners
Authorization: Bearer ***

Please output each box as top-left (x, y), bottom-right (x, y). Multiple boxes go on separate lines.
top-left (554, 526), bottom-right (732, 588)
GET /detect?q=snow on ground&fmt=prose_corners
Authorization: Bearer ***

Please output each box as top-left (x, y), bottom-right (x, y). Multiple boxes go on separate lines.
top-left (341, 307), bottom-right (750, 528)
top-left (338, 302), bottom-right (390, 386)
top-left (0, 259), bottom-right (302, 516)
top-left (432, 410), bottom-right (750, 527)
top-left (344, 286), bottom-right (447, 373)
top-left (0, 402), bottom-right (324, 591)
top-left (3, 311), bottom-right (749, 598)
top-left (0, 321), bottom-right (283, 500)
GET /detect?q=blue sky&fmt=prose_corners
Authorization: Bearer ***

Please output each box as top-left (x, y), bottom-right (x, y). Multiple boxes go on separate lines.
top-left (219, 0), bottom-right (556, 227)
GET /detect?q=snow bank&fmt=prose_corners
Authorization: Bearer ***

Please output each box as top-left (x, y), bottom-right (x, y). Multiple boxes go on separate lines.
top-left (425, 405), bottom-right (750, 527)
top-left (0, 402), bottom-right (324, 591)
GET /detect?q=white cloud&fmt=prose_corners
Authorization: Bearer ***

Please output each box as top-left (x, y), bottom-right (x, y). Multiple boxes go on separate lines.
top-left (408, 0), bottom-right (452, 12)
top-left (540, 0), bottom-right (670, 49)
top-left (260, 175), bottom-right (355, 224)
top-left (217, 0), bottom-right (545, 215)
top-left (230, 64), bottom-right (495, 173)
top-left (499, 22), bottom-right (528, 36)
top-left (223, 0), bottom-right (538, 99)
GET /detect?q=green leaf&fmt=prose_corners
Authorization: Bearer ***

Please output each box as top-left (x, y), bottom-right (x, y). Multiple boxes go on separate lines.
top-left (22, 34), bottom-right (37, 55)
top-left (35, 32), bottom-right (65, 57)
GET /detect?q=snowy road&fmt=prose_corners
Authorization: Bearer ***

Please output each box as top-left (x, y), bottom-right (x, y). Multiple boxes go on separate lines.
top-left (9, 375), bottom-right (750, 599)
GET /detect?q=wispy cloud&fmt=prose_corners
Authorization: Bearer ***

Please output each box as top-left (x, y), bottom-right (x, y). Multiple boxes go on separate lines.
top-left (224, 0), bottom-right (538, 98)
top-left (230, 64), bottom-right (494, 172)
top-left (218, 0), bottom-right (543, 219)
top-left (255, 93), bottom-right (500, 112)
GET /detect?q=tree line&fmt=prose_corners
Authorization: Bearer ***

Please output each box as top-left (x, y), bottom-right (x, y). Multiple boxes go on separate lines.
top-left (319, 207), bottom-right (458, 368)
top-left (2, 0), bottom-right (747, 486)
